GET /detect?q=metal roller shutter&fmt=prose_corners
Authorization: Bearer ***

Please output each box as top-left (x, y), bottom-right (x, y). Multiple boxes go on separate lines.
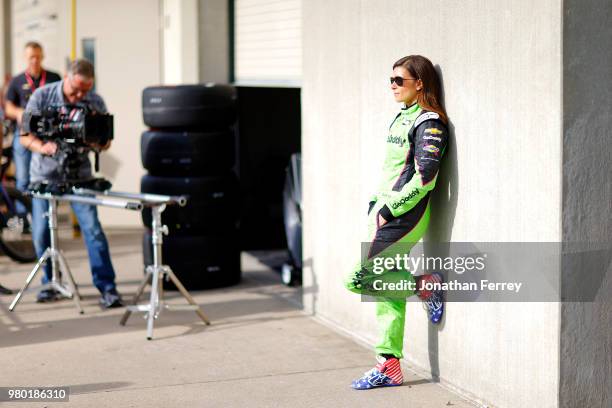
top-left (234, 0), bottom-right (302, 86)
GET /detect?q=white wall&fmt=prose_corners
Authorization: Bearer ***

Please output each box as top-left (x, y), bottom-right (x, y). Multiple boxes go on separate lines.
top-left (9, 0), bottom-right (161, 227)
top-left (302, 1), bottom-right (562, 407)
top-left (162, 0), bottom-right (199, 84)
top-left (74, 0), bottom-right (162, 226)
top-left (0, 0), bottom-right (6, 81)
top-left (10, 0), bottom-right (64, 75)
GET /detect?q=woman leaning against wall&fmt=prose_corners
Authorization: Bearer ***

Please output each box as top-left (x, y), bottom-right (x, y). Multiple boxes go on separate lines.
top-left (344, 55), bottom-right (449, 390)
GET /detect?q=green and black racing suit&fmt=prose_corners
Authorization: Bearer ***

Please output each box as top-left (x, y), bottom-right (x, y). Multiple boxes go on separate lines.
top-left (344, 102), bottom-right (448, 358)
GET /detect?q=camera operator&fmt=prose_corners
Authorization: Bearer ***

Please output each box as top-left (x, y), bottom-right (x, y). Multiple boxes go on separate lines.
top-left (20, 59), bottom-right (123, 308)
top-left (5, 42), bottom-right (61, 209)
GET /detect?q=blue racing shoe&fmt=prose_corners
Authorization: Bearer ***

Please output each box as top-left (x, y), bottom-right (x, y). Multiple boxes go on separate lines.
top-left (351, 355), bottom-right (403, 390)
top-left (422, 272), bottom-right (444, 324)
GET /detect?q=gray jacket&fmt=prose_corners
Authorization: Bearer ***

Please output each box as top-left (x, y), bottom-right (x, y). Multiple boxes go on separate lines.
top-left (22, 80), bottom-right (107, 183)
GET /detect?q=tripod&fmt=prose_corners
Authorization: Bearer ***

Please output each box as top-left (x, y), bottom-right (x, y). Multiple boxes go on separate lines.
top-left (120, 201), bottom-right (210, 340)
top-left (9, 189), bottom-right (143, 313)
top-left (8, 187), bottom-right (209, 339)
top-left (9, 196), bottom-right (83, 313)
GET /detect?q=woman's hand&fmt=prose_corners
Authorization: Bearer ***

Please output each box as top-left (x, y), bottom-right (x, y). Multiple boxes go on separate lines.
top-left (378, 214), bottom-right (388, 227)
top-left (377, 205), bottom-right (393, 228)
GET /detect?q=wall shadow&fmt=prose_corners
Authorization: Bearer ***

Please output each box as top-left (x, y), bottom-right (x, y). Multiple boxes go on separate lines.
top-left (421, 65), bottom-right (459, 382)
top-left (301, 256), bottom-right (318, 315)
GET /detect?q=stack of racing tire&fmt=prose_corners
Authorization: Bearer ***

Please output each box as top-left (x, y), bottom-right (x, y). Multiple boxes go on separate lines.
top-left (140, 84), bottom-right (241, 290)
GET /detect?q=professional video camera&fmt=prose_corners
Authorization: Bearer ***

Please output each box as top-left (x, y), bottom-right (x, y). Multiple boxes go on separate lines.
top-left (22, 104), bottom-right (113, 145)
top-left (22, 104), bottom-right (114, 193)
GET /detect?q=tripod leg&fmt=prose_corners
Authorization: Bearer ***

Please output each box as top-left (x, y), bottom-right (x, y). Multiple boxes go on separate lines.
top-left (9, 250), bottom-right (50, 311)
top-left (146, 266), bottom-right (161, 340)
top-left (165, 267), bottom-right (211, 325)
top-left (57, 250), bottom-right (84, 314)
top-left (158, 269), bottom-right (165, 311)
top-left (120, 268), bottom-right (152, 326)
top-left (57, 250), bottom-right (81, 299)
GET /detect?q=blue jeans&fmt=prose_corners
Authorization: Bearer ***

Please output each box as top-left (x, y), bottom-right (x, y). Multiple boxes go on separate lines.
top-left (32, 198), bottom-right (117, 293)
top-left (12, 129), bottom-right (31, 214)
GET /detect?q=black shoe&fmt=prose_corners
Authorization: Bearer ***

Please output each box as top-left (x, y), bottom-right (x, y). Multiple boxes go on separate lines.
top-left (0, 284), bottom-right (13, 295)
top-left (36, 289), bottom-right (61, 303)
top-left (20, 215), bottom-right (31, 235)
top-left (99, 289), bottom-right (123, 309)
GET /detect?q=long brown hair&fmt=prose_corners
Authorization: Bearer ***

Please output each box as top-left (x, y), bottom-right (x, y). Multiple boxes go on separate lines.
top-left (393, 55), bottom-right (448, 124)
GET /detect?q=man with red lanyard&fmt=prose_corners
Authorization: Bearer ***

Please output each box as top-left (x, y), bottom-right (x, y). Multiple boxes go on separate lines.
top-left (5, 42), bottom-right (61, 210)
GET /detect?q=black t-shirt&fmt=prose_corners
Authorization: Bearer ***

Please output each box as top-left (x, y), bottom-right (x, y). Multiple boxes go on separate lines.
top-left (6, 69), bottom-right (62, 108)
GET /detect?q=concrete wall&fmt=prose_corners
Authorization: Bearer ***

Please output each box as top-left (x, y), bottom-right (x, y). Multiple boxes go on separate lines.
top-left (198, 0), bottom-right (228, 83)
top-left (560, 0), bottom-right (612, 407)
top-left (74, 0), bottom-right (161, 227)
top-left (302, 1), bottom-right (562, 407)
top-left (162, 0), bottom-right (199, 84)
top-left (10, 0), bottom-right (64, 75)
top-left (0, 0), bottom-right (8, 81)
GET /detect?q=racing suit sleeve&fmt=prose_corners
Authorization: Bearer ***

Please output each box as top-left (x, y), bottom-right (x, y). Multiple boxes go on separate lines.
top-left (379, 119), bottom-right (448, 219)
top-left (368, 200), bottom-right (376, 215)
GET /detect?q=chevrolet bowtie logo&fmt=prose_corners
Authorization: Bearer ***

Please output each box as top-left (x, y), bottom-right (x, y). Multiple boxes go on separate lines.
top-left (425, 128), bottom-right (443, 135)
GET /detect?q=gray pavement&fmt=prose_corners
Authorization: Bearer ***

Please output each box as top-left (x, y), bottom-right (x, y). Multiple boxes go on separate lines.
top-left (0, 226), bottom-right (474, 408)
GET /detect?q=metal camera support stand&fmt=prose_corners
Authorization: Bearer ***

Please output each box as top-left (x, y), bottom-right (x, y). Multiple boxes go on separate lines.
top-left (86, 190), bottom-right (212, 340)
top-left (8, 187), bottom-right (210, 339)
top-left (9, 191), bottom-right (143, 314)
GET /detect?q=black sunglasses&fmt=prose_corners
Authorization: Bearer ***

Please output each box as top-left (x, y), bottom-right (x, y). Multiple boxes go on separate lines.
top-left (390, 76), bottom-right (418, 86)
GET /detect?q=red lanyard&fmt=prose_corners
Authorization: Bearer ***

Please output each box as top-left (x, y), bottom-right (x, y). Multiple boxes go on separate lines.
top-left (24, 70), bottom-right (46, 91)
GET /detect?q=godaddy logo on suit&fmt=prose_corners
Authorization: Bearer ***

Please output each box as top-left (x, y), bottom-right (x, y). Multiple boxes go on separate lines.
top-left (391, 188), bottom-right (420, 209)
top-left (387, 135), bottom-right (405, 146)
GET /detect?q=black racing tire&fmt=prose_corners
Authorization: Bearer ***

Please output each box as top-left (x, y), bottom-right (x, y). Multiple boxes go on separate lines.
top-left (281, 263), bottom-right (302, 286)
top-left (141, 173), bottom-right (240, 234)
top-left (282, 155), bottom-right (302, 269)
top-left (142, 84), bottom-right (237, 129)
top-left (141, 130), bottom-right (235, 176)
top-left (143, 229), bottom-right (241, 290)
